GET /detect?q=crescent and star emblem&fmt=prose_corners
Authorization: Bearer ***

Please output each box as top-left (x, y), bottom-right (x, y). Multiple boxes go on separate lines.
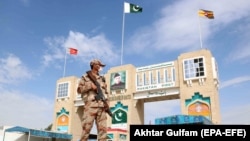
top-left (114, 112), bottom-right (123, 121)
top-left (132, 6), bottom-right (140, 12)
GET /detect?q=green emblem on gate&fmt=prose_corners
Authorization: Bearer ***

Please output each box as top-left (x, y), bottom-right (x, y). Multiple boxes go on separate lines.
top-left (111, 101), bottom-right (128, 124)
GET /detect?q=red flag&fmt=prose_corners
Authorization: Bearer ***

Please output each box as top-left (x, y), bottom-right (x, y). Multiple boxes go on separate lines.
top-left (68, 48), bottom-right (78, 55)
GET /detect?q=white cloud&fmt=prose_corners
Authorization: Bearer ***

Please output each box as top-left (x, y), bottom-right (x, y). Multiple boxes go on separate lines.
top-left (220, 76), bottom-right (250, 89)
top-left (0, 54), bottom-right (32, 85)
top-left (42, 36), bottom-right (66, 67)
top-left (228, 31), bottom-right (250, 63)
top-left (221, 19), bottom-right (250, 64)
top-left (64, 31), bottom-right (120, 65)
top-left (230, 44), bottom-right (250, 63)
top-left (221, 104), bottom-right (250, 124)
top-left (42, 31), bottom-right (120, 69)
top-left (0, 89), bottom-right (53, 129)
top-left (126, 0), bottom-right (250, 55)
top-left (0, 54), bottom-right (51, 129)
top-left (126, 2), bottom-right (201, 54)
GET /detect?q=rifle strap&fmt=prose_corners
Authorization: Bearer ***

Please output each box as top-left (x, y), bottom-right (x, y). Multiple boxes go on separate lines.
top-left (86, 71), bottom-right (97, 85)
top-left (86, 71), bottom-right (102, 96)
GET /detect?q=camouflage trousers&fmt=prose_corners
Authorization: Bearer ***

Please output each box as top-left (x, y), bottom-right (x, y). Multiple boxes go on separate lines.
top-left (80, 106), bottom-right (107, 141)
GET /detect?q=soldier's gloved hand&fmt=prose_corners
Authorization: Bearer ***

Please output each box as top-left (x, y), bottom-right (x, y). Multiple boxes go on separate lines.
top-left (91, 83), bottom-right (97, 90)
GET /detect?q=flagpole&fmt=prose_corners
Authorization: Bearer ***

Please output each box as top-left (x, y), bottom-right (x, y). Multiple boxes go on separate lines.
top-left (63, 48), bottom-right (67, 77)
top-left (198, 16), bottom-right (203, 49)
top-left (121, 9), bottom-right (126, 65)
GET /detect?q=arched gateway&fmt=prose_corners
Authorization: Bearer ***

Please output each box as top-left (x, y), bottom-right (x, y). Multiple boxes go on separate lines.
top-left (52, 49), bottom-right (221, 141)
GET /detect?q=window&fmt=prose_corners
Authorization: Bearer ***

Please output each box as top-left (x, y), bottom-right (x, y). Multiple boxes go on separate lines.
top-left (150, 71), bottom-right (153, 84)
top-left (136, 73), bottom-right (142, 86)
top-left (151, 70), bottom-right (156, 84)
top-left (143, 72), bottom-right (146, 85)
top-left (157, 70), bottom-right (161, 83)
top-left (164, 69), bottom-right (168, 82)
top-left (183, 57), bottom-right (206, 80)
top-left (172, 68), bottom-right (176, 81)
top-left (57, 82), bottom-right (69, 98)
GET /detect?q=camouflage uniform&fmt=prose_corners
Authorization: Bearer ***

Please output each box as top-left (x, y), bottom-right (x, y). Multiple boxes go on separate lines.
top-left (77, 72), bottom-right (108, 141)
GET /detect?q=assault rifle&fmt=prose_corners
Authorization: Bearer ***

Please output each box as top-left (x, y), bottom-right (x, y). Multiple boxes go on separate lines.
top-left (87, 71), bottom-right (113, 117)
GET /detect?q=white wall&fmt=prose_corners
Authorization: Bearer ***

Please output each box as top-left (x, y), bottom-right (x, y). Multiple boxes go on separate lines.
top-left (2, 132), bottom-right (28, 141)
top-left (0, 126), bottom-right (69, 141)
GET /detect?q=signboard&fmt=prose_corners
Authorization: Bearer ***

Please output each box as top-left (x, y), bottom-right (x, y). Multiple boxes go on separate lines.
top-left (134, 88), bottom-right (179, 99)
top-left (136, 61), bottom-right (174, 72)
top-left (136, 82), bottom-right (175, 92)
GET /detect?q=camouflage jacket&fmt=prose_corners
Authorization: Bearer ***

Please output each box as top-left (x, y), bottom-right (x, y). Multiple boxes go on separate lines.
top-left (77, 72), bottom-right (108, 107)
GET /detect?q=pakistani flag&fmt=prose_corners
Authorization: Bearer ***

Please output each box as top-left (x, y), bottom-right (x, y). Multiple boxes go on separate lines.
top-left (124, 2), bottom-right (142, 13)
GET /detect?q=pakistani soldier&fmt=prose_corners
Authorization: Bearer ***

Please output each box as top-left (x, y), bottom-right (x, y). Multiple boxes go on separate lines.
top-left (77, 59), bottom-right (109, 141)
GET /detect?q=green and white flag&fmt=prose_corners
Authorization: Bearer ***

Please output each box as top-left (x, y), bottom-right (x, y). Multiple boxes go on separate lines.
top-left (124, 2), bottom-right (142, 13)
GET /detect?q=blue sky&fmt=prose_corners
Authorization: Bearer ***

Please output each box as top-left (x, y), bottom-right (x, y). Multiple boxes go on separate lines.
top-left (0, 0), bottom-right (250, 132)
